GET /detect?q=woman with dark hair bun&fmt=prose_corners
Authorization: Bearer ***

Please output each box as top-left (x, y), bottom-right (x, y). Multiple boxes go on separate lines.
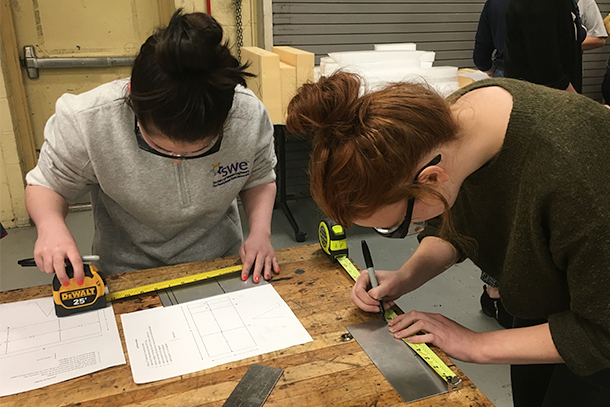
top-left (286, 71), bottom-right (610, 405)
top-left (25, 10), bottom-right (280, 285)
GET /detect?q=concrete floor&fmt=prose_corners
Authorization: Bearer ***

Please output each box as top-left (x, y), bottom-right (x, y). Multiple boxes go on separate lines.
top-left (0, 198), bottom-right (512, 406)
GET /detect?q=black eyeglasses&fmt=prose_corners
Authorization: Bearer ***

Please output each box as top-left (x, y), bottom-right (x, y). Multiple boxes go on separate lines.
top-left (374, 154), bottom-right (442, 239)
top-left (134, 118), bottom-right (222, 160)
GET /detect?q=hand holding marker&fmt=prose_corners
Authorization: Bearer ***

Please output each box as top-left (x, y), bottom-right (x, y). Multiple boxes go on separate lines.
top-left (361, 240), bottom-right (386, 320)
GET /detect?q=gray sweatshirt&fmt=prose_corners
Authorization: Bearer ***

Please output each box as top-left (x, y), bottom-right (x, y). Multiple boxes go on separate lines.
top-left (26, 79), bottom-right (277, 274)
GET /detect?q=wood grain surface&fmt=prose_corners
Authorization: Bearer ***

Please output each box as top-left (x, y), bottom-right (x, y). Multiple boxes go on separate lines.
top-left (0, 244), bottom-right (494, 406)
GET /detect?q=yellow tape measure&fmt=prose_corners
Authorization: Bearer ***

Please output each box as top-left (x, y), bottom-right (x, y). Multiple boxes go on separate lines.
top-left (319, 219), bottom-right (349, 261)
top-left (105, 264), bottom-right (243, 302)
top-left (319, 219), bottom-right (462, 391)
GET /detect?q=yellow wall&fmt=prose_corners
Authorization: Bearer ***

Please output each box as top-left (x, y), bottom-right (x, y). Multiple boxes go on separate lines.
top-left (12, 1), bottom-right (166, 149)
top-left (0, 59), bottom-right (29, 228)
top-left (177, 0), bottom-right (259, 58)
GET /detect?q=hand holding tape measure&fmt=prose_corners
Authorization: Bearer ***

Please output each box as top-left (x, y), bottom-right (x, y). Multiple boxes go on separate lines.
top-left (18, 257), bottom-right (107, 317)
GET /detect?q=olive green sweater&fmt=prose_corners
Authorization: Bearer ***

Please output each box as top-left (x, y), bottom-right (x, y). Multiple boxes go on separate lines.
top-left (421, 78), bottom-right (610, 376)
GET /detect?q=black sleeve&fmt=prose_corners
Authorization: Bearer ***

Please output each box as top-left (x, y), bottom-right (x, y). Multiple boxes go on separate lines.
top-left (505, 0), bottom-right (571, 90)
top-left (473, 1), bottom-right (495, 72)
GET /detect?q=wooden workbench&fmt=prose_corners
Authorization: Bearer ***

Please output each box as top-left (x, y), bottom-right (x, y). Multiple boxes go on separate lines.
top-left (0, 244), bottom-right (494, 406)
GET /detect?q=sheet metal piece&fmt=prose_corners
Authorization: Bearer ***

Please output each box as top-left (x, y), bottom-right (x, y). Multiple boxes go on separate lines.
top-left (223, 363), bottom-right (284, 407)
top-left (159, 272), bottom-right (269, 306)
top-left (347, 319), bottom-right (447, 403)
top-left (216, 272), bottom-right (269, 293)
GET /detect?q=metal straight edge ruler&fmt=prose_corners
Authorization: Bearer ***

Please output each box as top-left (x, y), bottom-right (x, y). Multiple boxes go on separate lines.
top-left (105, 264), bottom-right (243, 302)
top-left (222, 364), bottom-right (284, 407)
top-left (335, 254), bottom-right (462, 391)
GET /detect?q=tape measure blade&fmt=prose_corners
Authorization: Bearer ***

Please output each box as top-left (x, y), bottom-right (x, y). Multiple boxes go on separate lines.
top-left (384, 309), bottom-right (460, 387)
top-left (105, 264), bottom-right (243, 302)
top-left (336, 255), bottom-right (361, 281)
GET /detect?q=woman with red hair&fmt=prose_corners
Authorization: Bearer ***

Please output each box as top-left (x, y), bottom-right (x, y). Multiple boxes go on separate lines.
top-left (287, 72), bottom-right (610, 406)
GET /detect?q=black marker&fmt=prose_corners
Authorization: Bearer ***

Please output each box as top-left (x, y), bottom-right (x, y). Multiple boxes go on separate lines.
top-left (361, 240), bottom-right (385, 321)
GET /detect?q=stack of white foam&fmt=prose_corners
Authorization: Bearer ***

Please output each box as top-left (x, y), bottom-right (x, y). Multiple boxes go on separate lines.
top-left (316, 43), bottom-right (460, 97)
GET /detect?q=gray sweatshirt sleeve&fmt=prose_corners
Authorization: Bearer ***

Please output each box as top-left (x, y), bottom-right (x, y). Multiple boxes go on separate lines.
top-left (25, 94), bottom-right (97, 202)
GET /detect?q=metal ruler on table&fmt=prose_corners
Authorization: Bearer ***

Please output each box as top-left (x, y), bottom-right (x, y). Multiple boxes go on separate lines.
top-left (223, 364), bottom-right (283, 407)
top-left (319, 219), bottom-right (462, 391)
top-left (105, 264), bottom-right (243, 302)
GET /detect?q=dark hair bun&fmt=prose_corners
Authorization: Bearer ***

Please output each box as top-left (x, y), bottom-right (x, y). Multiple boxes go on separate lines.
top-left (286, 72), bottom-right (363, 139)
top-left (155, 10), bottom-right (224, 75)
top-left (129, 9), bottom-right (254, 144)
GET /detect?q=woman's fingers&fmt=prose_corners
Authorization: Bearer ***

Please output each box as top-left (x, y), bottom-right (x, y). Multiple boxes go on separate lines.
top-left (53, 252), bottom-right (68, 285)
top-left (388, 311), bottom-right (445, 339)
top-left (351, 273), bottom-right (378, 312)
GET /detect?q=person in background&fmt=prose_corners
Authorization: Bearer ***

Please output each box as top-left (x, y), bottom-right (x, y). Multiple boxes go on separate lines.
top-left (578, 0), bottom-right (607, 51)
top-left (25, 10), bottom-right (279, 286)
top-left (473, 0), bottom-right (510, 78)
top-left (602, 13), bottom-right (610, 103)
top-left (481, 0), bottom-right (606, 327)
top-left (505, 0), bottom-right (584, 93)
top-left (286, 71), bottom-right (610, 406)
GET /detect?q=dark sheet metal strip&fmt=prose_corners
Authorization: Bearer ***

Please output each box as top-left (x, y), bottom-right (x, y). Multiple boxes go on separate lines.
top-left (223, 363), bottom-right (284, 407)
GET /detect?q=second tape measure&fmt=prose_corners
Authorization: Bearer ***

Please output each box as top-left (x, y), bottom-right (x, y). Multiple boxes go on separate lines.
top-left (319, 219), bottom-right (360, 280)
top-left (318, 219), bottom-right (348, 262)
top-left (318, 219), bottom-right (462, 391)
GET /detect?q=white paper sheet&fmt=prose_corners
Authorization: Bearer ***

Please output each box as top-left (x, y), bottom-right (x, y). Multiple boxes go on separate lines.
top-left (121, 284), bottom-right (312, 383)
top-left (0, 297), bottom-right (125, 396)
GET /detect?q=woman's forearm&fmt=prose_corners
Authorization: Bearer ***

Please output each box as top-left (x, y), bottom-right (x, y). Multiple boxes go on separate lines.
top-left (477, 323), bottom-right (563, 365)
top-left (400, 236), bottom-right (458, 290)
top-left (239, 182), bottom-right (276, 237)
top-left (25, 185), bottom-right (70, 230)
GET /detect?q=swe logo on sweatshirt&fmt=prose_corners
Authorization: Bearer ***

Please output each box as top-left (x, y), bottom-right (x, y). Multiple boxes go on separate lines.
top-left (212, 161), bottom-right (250, 187)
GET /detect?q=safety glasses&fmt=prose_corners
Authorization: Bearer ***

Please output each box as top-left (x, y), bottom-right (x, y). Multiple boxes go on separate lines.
top-left (134, 118), bottom-right (222, 160)
top-left (373, 154), bottom-right (441, 239)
